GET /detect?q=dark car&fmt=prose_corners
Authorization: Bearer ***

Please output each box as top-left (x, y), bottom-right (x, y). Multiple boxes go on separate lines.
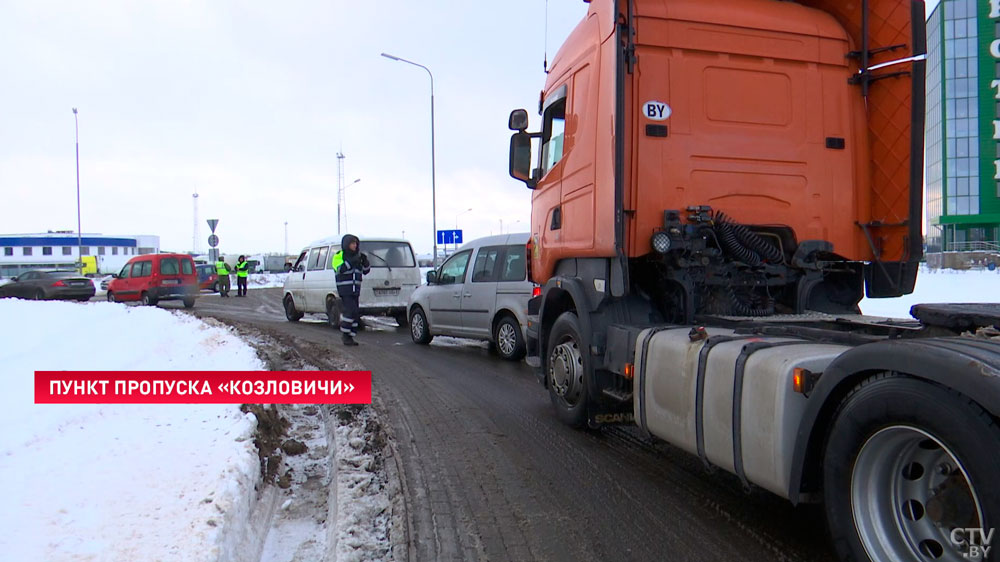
top-left (196, 264), bottom-right (219, 292)
top-left (106, 253), bottom-right (199, 307)
top-left (0, 270), bottom-right (96, 301)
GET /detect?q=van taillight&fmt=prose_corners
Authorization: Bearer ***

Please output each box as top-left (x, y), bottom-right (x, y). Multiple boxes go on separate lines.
top-left (532, 286), bottom-right (541, 298)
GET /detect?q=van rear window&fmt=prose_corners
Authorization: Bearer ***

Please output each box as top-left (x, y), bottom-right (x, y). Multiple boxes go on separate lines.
top-left (182, 259), bottom-right (193, 275)
top-left (160, 258), bottom-right (179, 275)
top-left (361, 242), bottom-right (416, 268)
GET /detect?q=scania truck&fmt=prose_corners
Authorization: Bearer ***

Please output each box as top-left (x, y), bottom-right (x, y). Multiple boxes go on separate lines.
top-left (507, 0), bottom-right (1000, 560)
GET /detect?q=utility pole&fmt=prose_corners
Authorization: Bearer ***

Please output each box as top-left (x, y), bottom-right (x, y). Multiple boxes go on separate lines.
top-left (337, 152), bottom-right (346, 236)
top-left (73, 108), bottom-right (82, 274)
top-left (192, 190), bottom-right (200, 254)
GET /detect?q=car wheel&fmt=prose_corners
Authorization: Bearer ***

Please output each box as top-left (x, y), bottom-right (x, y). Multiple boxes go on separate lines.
top-left (824, 373), bottom-right (1000, 562)
top-left (34, 289), bottom-right (45, 301)
top-left (212, 281), bottom-right (219, 293)
top-left (77, 297), bottom-right (91, 302)
top-left (183, 297), bottom-right (196, 308)
top-left (326, 297), bottom-right (341, 328)
top-left (284, 294), bottom-right (303, 322)
top-left (546, 312), bottom-right (589, 428)
top-left (494, 315), bottom-right (526, 361)
top-left (107, 291), bottom-right (116, 303)
top-left (140, 292), bottom-right (157, 306)
top-left (409, 306), bottom-right (433, 345)
top-left (394, 311), bottom-right (409, 328)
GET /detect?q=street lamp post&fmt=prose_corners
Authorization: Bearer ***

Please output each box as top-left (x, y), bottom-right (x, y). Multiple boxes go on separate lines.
top-left (339, 178), bottom-right (360, 235)
top-left (381, 52), bottom-right (438, 265)
top-left (72, 108), bottom-right (82, 274)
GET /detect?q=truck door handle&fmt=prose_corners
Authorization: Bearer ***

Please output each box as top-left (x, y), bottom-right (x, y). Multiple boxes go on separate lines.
top-left (453, 293), bottom-right (461, 299)
top-left (550, 206), bottom-right (562, 230)
top-left (464, 293), bottom-right (472, 298)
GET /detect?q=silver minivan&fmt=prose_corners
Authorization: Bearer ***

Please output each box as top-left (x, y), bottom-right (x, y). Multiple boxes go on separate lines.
top-left (283, 237), bottom-right (420, 326)
top-left (407, 233), bottom-right (535, 361)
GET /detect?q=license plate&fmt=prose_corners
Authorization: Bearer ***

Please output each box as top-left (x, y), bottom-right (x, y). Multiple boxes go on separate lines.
top-left (373, 288), bottom-right (400, 296)
top-left (162, 279), bottom-right (180, 285)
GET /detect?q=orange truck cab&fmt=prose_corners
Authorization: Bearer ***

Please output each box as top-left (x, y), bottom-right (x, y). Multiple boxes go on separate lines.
top-left (509, 0), bottom-right (924, 322)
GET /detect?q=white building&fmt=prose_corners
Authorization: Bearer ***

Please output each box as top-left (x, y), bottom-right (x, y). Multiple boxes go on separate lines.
top-left (0, 231), bottom-right (160, 277)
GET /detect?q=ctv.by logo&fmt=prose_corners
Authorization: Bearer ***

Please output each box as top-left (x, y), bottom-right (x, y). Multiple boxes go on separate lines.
top-left (950, 528), bottom-right (994, 559)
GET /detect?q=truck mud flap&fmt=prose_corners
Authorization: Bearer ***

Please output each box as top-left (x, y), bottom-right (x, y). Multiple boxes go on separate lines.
top-left (588, 402), bottom-right (635, 428)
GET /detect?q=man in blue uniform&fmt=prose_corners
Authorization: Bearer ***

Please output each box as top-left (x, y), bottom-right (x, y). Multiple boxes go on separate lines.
top-left (330, 234), bottom-right (370, 346)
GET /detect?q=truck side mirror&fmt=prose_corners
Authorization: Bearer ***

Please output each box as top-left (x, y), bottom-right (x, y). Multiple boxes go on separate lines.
top-left (509, 132), bottom-right (537, 189)
top-left (509, 109), bottom-right (529, 131)
top-left (426, 270), bottom-right (437, 284)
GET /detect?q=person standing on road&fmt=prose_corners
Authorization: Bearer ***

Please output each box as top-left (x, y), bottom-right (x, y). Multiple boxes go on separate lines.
top-left (331, 234), bottom-right (370, 346)
top-left (215, 255), bottom-right (232, 297)
top-left (235, 255), bottom-right (249, 297)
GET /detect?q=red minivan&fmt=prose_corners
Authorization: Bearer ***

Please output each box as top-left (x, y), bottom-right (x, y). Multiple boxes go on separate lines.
top-left (106, 253), bottom-right (199, 308)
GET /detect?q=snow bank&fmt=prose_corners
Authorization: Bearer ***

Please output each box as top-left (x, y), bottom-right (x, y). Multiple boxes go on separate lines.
top-left (860, 266), bottom-right (1000, 319)
top-left (249, 273), bottom-right (289, 290)
top-left (0, 299), bottom-right (265, 561)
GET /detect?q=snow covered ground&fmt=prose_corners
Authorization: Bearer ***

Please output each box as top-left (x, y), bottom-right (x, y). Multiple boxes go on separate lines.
top-left (860, 266), bottom-right (1000, 319)
top-left (0, 299), bottom-right (265, 561)
top-left (249, 273), bottom-right (289, 290)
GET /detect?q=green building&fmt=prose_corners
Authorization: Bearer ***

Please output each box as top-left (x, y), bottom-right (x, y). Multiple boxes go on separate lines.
top-left (926, 0), bottom-right (1000, 251)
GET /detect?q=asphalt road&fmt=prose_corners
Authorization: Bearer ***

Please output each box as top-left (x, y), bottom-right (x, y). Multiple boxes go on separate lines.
top-left (187, 288), bottom-right (837, 562)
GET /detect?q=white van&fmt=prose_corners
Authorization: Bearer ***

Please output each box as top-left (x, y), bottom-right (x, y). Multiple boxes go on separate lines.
top-left (282, 237), bottom-right (420, 326)
top-left (407, 233), bottom-right (535, 360)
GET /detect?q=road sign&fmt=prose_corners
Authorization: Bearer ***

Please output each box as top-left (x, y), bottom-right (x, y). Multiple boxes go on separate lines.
top-left (207, 219), bottom-right (219, 233)
top-left (437, 229), bottom-right (463, 245)
top-left (207, 234), bottom-right (219, 248)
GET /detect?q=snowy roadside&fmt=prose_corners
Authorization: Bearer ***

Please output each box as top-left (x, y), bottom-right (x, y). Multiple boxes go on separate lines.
top-left (227, 326), bottom-right (401, 562)
top-left (0, 299), bottom-right (264, 562)
top-left (249, 273), bottom-right (289, 289)
top-left (860, 264), bottom-right (1000, 318)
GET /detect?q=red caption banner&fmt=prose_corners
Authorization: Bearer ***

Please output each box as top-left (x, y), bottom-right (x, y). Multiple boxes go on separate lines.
top-left (35, 371), bottom-right (372, 404)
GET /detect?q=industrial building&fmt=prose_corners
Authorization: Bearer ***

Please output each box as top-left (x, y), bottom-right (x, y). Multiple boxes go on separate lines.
top-left (925, 0), bottom-right (1000, 251)
top-left (0, 232), bottom-right (160, 277)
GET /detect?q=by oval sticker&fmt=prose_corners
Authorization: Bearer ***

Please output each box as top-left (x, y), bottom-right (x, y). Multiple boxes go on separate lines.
top-left (643, 100), bottom-right (671, 121)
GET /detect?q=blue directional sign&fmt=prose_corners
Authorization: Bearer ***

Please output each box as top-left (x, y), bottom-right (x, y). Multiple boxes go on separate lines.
top-left (437, 229), bottom-right (463, 245)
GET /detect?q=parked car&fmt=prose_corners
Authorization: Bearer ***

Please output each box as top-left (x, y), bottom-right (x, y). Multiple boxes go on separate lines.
top-left (106, 253), bottom-right (199, 307)
top-left (0, 270), bottom-right (96, 302)
top-left (196, 264), bottom-right (219, 292)
top-left (407, 233), bottom-right (535, 361)
top-left (282, 237), bottom-right (421, 327)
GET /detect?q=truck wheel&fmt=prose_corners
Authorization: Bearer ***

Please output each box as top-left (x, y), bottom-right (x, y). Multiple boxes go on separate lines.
top-left (409, 306), bottom-right (433, 345)
top-left (140, 292), bottom-right (157, 306)
top-left (546, 312), bottom-right (588, 428)
top-left (494, 315), bottom-right (525, 361)
top-left (283, 295), bottom-right (303, 322)
top-left (823, 373), bottom-right (1000, 562)
top-left (182, 297), bottom-right (196, 309)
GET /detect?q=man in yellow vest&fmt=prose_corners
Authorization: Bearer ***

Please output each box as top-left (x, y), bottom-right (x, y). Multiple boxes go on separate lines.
top-left (331, 234), bottom-right (370, 346)
top-left (235, 255), bottom-right (249, 297)
top-left (215, 255), bottom-right (232, 297)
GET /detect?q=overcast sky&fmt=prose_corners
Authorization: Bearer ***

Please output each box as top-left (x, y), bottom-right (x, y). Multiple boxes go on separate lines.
top-left (1, 1), bottom-right (941, 256)
top-left (0, 0), bottom-right (581, 256)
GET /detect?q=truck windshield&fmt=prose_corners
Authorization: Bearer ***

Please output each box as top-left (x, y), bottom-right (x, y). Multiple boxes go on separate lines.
top-left (361, 241), bottom-right (416, 268)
